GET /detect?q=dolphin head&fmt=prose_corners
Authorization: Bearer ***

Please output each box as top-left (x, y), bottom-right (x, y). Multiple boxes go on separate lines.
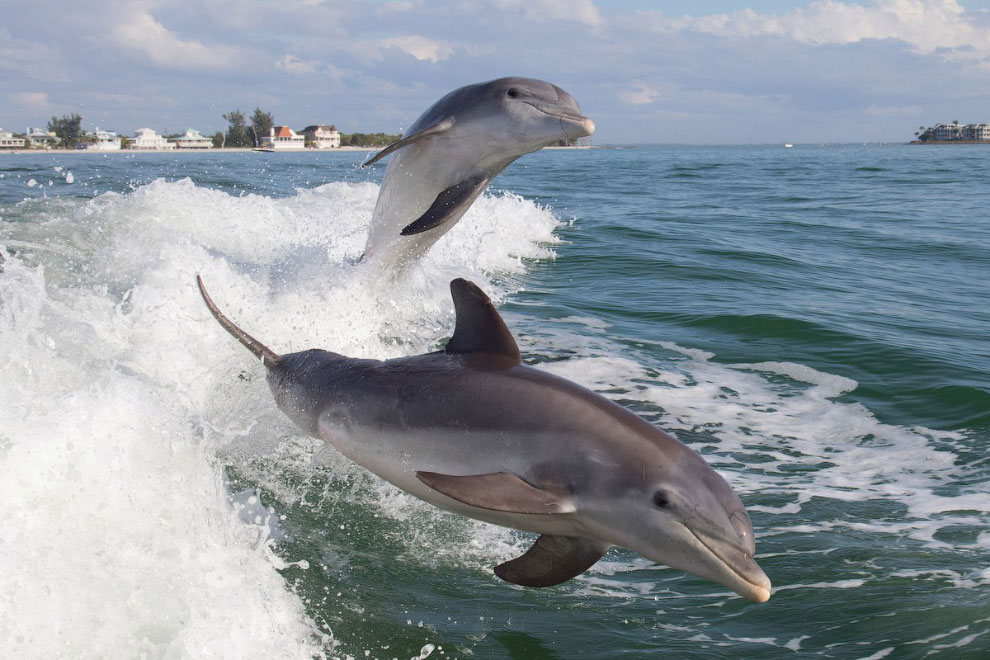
top-left (487, 77), bottom-right (595, 145)
top-left (470, 77), bottom-right (595, 154)
top-left (404, 76), bottom-right (595, 163)
top-left (581, 441), bottom-right (771, 603)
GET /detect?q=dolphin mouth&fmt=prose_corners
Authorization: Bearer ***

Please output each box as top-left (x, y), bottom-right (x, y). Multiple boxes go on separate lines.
top-left (523, 101), bottom-right (596, 137)
top-left (687, 526), bottom-right (772, 603)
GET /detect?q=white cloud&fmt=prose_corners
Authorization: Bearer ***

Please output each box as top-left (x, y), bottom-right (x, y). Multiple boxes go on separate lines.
top-left (275, 54), bottom-right (322, 76)
top-left (380, 35), bottom-right (455, 62)
top-left (864, 103), bottom-right (925, 116)
top-left (0, 29), bottom-right (67, 81)
top-left (8, 91), bottom-right (54, 114)
top-left (110, 11), bottom-right (242, 71)
top-left (274, 54), bottom-right (346, 83)
top-left (649, 0), bottom-right (990, 64)
top-left (618, 84), bottom-right (659, 105)
top-left (491, 0), bottom-right (602, 27)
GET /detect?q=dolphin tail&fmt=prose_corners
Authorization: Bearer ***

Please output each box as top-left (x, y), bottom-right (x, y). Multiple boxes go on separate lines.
top-left (196, 275), bottom-right (281, 369)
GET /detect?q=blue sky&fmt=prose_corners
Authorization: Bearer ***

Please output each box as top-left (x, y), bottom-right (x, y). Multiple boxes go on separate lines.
top-left (4, 1), bottom-right (990, 144)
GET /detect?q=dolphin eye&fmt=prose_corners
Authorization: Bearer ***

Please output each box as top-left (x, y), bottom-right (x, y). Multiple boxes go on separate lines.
top-left (507, 88), bottom-right (520, 98)
top-left (652, 491), bottom-right (670, 509)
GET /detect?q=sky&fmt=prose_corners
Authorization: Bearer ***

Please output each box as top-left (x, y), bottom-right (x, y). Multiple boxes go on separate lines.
top-left (4, 0), bottom-right (990, 144)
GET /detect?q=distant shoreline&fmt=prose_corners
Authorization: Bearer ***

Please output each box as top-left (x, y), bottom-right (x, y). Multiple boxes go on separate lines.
top-left (908, 140), bottom-right (990, 145)
top-left (0, 145), bottom-right (607, 155)
top-left (0, 146), bottom-right (375, 155)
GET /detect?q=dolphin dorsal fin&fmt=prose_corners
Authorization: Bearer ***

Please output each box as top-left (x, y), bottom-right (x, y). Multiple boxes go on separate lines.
top-left (445, 279), bottom-right (521, 363)
top-left (361, 117), bottom-right (455, 168)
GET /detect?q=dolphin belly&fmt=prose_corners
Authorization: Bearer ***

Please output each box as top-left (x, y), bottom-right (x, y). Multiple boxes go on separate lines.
top-left (316, 418), bottom-right (589, 537)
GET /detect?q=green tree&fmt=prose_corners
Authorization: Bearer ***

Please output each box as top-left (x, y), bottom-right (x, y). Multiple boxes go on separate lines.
top-left (223, 109), bottom-right (251, 148)
top-left (250, 108), bottom-right (274, 147)
top-left (212, 131), bottom-right (225, 148)
top-left (340, 132), bottom-right (401, 147)
top-left (48, 113), bottom-right (83, 148)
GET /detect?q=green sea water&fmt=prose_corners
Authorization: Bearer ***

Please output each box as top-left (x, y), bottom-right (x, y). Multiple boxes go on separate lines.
top-left (1, 145), bottom-right (987, 658)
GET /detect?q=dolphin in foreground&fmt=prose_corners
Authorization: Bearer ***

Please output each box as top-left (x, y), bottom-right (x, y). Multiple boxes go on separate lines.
top-left (360, 77), bottom-right (595, 268)
top-left (196, 276), bottom-right (771, 602)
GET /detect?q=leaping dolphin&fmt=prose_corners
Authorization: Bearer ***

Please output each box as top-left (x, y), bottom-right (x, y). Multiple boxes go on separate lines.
top-left (196, 276), bottom-right (771, 602)
top-left (360, 77), bottom-right (595, 268)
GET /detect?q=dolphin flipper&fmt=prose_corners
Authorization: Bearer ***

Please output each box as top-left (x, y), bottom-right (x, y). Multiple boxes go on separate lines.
top-left (361, 117), bottom-right (455, 167)
top-left (495, 535), bottom-right (610, 587)
top-left (400, 174), bottom-right (490, 236)
top-left (416, 471), bottom-right (574, 514)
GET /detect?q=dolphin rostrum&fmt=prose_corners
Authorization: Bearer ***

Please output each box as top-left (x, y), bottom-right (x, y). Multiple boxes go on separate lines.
top-left (197, 276), bottom-right (771, 602)
top-left (360, 77), bottom-right (595, 268)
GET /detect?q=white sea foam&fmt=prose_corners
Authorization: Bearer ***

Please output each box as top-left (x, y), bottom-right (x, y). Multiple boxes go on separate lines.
top-left (529, 326), bottom-right (987, 553)
top-left (0, 178), bottom-right (561, 658)
top-left (4, 170), bottom-right (985, 657)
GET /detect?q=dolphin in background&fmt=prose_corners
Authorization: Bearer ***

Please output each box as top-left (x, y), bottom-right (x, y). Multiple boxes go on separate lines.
top-left (360, 77), bottom-right (595, 269)
top-left (196, 276), bottom-right (771, 602)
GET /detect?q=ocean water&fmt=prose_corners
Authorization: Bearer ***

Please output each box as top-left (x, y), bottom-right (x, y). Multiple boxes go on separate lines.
top-left (1, 145), bottom-right (987, 659)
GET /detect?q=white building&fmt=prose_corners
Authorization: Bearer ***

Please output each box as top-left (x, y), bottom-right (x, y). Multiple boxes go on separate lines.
top-left (259, 125), bottom-right (305, 150)
top-left (86, 129), bottom-right (122, 151)
top-left (129, 127), bottom-right (174, 150)
top-left (931, 123), bottom-right (963, 141)
top-left (301, 124), bottom-right (341, 149)
top-left (26, 127), bottom-right (56, 148)
top-left (173, 128), bottom-right (213, 149)
top-left (964, 123), bottom-right (990, 141)
top-left (929, 122), bottom-right (990, 141)
top-left (0, 129), bottom-right (26, 149)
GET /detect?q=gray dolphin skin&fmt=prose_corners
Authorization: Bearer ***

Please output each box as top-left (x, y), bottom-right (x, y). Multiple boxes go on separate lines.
top-left (196, 276), bottom-right (771, 602)
top-left (360, 77), bottom-right (595, 268)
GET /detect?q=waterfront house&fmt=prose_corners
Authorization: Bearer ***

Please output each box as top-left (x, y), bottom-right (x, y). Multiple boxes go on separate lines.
top-left (129, 128), bottom-right (174, 150)
top-left (173, 128), bottom-right (212, 149)
top-left (26, 127), bottom-right (56, 148)
top-left (86, 129), bottom-right (121, 151)
top-left (929, 122), bottom-right (990, 142)
top-left (964, 123), bottom-right (990, 141)
top-left (0, 129), bottom-right (26, 149)
top-left (259, 125), bottom-right (305, 150)
top-left (932, 123), bottom-right (964, 141)
top-left (301, 124), bottom-right (341, 148)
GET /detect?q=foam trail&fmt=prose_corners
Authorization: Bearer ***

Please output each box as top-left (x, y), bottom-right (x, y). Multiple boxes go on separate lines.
top-left (0, 178), bottom-right (561, 658)
top-left (526, 329), bottom-right (987, 552)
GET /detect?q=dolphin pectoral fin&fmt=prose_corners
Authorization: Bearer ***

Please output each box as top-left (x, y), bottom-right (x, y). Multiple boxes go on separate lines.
top-left (495, 535), bottom-right (610, 588)
top-left (444, 279), bottom-right (521, 362)
top-left (361, 117), bottom-right (455, 167)
top-left (416, 471), bottom-right (574, 514)
top-left (399, 174), bottom-right (490, 236)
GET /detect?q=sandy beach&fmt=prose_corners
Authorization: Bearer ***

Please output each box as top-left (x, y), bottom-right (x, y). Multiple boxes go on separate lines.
top-left (0, 145), bottom-right (379, 155)
top-left (1, 145), bottom-right (600, 155)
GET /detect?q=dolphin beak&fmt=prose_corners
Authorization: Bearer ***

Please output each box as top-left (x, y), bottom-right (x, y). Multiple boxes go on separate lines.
top-left (522, 101), bottom-right (596, 139)
top-left (688, 526), bottom-right (772, 603)
top-left (575, 116), bottom-right (596, 138)
top-left (555, 112), bottom-right (595, 140)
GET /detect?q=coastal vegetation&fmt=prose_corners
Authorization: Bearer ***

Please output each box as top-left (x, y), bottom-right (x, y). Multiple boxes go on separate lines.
top-left (47, 114), bottom-right (84, 148)
top-left (339, 132), bottom-right (402, 147)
